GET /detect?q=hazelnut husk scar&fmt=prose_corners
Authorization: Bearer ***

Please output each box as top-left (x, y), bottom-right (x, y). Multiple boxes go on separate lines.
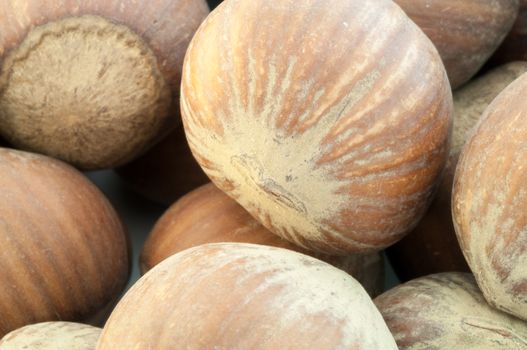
top-left (0, 1), bottom-right (208, 169)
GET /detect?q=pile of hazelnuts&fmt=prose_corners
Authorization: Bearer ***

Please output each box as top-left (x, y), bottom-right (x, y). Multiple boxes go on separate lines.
top-left (0, 0), bottom-right (526, 348)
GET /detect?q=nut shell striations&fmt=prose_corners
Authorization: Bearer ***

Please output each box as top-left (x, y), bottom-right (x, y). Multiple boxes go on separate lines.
top-left (387, 62), bottom-right (527, 281)
top-left (394, 0), bottom-right (520, 88)
top-left (453, 72), bottom-right (527, 320)
top-left (140, 182), bottom-right (384, 296)
top-left (98, 243), bottom-right (397, 349)
top-left (181, 0), bottom-right (452, 255)
top-left (0, 148), bottom-right (130, 337)
top-left (375, 273), bottom-right (527, 349)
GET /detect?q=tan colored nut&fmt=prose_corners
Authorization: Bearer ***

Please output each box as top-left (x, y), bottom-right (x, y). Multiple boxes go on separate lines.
top-left (0, 0), bottom-right (209, 169)
top-left (375, 273), bottom-right (527, 349)
top-left (0, 322), bottom-right (101, 350)
top-left (99, 243), bottom-right (397, 349)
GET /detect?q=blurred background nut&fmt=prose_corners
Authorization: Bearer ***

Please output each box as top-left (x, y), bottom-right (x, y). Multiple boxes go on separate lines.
top-left (115, 125), bottom-right (209, 206)
top-left (489, 0), bottom-right (527, 66)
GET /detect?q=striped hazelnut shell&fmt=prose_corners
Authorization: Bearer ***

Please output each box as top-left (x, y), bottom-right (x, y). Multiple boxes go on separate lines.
top-left (0, 148), bottom-right (130, 337)
top-left (394, 0), bottom-right (520, 88)
top-left (98, 243), bottom-right (397, 349)
top-left (181, 0), bottom-right (453, 254)
top-left (375, 273), bottom-right (527, 349)
top-left (453, 72), bottom-right (527, 320)
top-left (388, 62), bottom-right (527, 281)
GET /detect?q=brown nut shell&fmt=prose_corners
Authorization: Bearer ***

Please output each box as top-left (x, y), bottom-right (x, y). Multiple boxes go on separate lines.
top-left (115, 124), bottom-right (209, 205)
top-left (0, 0), bottom-right (209, 169)
top-left (490, 1), bottom-right (527, 65)
top-left (0, 322), bottom-right (101, 350)
top-left (141, 182), bottom-right (384, 296)
top-left (453, 72), bottom-right (527, 320)
top-left (388, 62), bottom-right (527, 281)
top-left (98, 243), bottom-right (397, 349)
top-left (0, 148), bottom-right (130, 337)
top-left (181, 0), bottom-right (452, 255)
top-left (374, 273), bottom-right (527, 349)
top-left (394, 0), bottom-right (519, 88)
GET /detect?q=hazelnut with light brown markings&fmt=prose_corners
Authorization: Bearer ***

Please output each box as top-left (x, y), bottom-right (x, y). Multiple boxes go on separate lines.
top-left (0, 148), bottom-right (130, 338)
top-left (0, 0), bottom-right (209, 169)
top-left (394, 0), bottom-right (519, 88)
top-left (388, 62), bottom-right (527, 281)
top-left (0, 322), bottom-right (101, 350)
top-left (181, 0), bottom-right (452, 255)
top-left (453, 72), bottom-right (527, 321)
top-left (375, 273), bottom-right (527, 349)
top-left (99, 243), bottom-right (397, 349)
top-left (141, 182), bottom-right (384, 296)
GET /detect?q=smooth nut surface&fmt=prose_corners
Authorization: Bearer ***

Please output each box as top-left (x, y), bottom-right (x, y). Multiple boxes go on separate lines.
top-left (99, 243), bottom-right (397, 349)
top-left (182, 0), bottom-right (452, 255)
top-left (0, 148), bottom-right (129, 337)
